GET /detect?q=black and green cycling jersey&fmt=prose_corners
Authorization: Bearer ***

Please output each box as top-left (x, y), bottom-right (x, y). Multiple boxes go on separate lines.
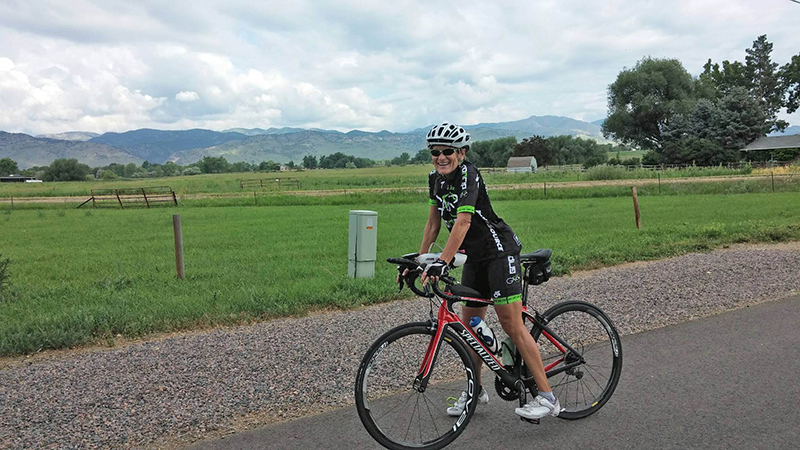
top-left (428, 161), bottom-right (522, 262)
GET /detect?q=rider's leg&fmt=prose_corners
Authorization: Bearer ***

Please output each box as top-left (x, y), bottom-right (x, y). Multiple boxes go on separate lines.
top-left (446, 303), bottom-right (490, 417)
top-left (494, 300), bottom-right (552, 394)
top-left (462, 304), bottom-right (488, 387)
top-left (460, 261), bottom-right (490, 389)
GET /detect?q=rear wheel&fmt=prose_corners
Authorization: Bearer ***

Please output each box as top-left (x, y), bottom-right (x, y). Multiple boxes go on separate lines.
top-left (355, 322), bottom-right (477, 450)
top-left (529, 301), bottom-right (622, 419)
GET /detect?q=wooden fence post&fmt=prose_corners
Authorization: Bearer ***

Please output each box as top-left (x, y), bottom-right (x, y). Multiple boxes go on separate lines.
top-left (632, 186), bottom-right (641, 229)
top-left (173, 214), bottom-right (185, 279)
top-left (544, 182), bottom-right (547, 197)
top-left (142, 188), bottom-right (150, 208)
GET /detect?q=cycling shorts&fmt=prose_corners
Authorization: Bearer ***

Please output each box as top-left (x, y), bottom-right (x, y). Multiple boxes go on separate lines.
top-left (461, 253), bottom-right (522, 307)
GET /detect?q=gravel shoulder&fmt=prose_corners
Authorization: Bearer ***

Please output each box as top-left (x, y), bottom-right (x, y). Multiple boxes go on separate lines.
top-left (1, 242), bottom-right (799, 449)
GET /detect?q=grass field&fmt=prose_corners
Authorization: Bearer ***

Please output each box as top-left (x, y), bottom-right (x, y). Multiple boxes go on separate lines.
top-left (3, 174), bottom-right (798, 211)
top-left (0, 163), bottom-right (762, 198)
top-left (1, 191), bottom-right (799, 356)
top-left (610, 150), bottom-right (643, 160)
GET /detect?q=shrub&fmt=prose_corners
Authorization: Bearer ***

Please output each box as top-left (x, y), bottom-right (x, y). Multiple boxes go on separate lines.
top-left (182, 167), bottom-right (202, 176)
top-left (641, 151), bottom-right (663, 165)
top-left (583, 165), bottom-right (630, 180)
top-left (97, 170), bottom-right (119, 180)
top-left (42, 158), bottom-right (91, 182)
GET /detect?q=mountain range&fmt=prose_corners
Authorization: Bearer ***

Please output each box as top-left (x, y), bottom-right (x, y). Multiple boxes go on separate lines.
top-left (769, 125), bottom-right (800, 136)
top-left (0, 132), bottom-right (143, 168)
top-left (1, 115), bottom-right (625, 168)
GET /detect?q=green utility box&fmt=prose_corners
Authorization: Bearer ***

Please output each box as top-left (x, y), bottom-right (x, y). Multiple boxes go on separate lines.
top-left (348, 210), bottom-right (378, 278)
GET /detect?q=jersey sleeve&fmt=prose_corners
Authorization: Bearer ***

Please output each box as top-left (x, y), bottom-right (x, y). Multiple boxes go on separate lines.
top-left (457, 164), bottom-right (479, 214)
top-left (427, 171), bottom-right (438, 206)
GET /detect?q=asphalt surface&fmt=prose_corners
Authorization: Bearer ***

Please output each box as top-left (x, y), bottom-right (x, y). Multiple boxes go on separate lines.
top-left (187, 294), bottom-right (800, 450)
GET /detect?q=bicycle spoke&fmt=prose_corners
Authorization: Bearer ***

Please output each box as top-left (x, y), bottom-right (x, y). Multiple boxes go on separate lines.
top-left (356, 324), bottom-right (476, 449)
top-left (530, 302), bottom-right (621, 418)
top-left (582, 362), bottom-right (610, 392)
top-left (421, 393), bottom-right (441, 438)
top-left (404, 395), bottom-right (420, 441)
top-left (374, 390), bottom-right (417, 422)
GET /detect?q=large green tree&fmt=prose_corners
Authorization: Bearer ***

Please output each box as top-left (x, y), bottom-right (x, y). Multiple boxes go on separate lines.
top-left (42, 158), bottom-right (91, 181)
top-left (0, 158), bottom-right (19, 176)
top-left (602, 57), bottom-right (696, 150)
top-left (547, 136), bottom-right (608, 167)
top-left (744, 35), bottom-right (787, 132)
top-left (512, 136), bottom-right (555, 166)
top-left (781, 54), bottom-right (800, 114)
top-left (389, 152), bottom-right (411, 166)
top-left (258, 160), bottom-right (280, 171)
top-left (470, 136), bottom-right (517, 167)
top-left (302, 155), bottom-right (317, 169)
top-left (410, 149), bottom-right (430, 164)
top-left (198, 156), bottom-right (230, 173)
top-left (659, 87), bottom-right (765, 164)
top-left (661, 138), bottom-right (731, 166)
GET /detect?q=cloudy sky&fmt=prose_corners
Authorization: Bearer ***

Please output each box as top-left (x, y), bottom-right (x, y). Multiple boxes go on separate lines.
top-left (1, 0), bottom-right (799, 135)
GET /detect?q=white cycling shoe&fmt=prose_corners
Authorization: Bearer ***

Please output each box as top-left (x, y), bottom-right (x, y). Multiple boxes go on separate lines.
top-left (446, 387), bottom-right (489, 416)
top-left (515, 394), bottom-right (561, 419)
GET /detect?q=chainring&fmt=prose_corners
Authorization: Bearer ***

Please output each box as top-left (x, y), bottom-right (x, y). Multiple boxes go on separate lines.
top-left (494, 365), bottom-right (520, 401)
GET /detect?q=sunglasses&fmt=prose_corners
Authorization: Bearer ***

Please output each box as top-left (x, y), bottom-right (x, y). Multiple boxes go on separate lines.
top-left (430, 148), bottom-right (456, 157)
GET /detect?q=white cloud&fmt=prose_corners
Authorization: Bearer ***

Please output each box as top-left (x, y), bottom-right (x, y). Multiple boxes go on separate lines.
top-left (0, 0), bottom-right (798, 134)
top-left (175, 91), bottom-right (199, 102)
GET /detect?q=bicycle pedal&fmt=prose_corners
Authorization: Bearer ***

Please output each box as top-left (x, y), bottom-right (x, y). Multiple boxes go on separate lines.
top-left (520, 417), bottom-right (540, 425)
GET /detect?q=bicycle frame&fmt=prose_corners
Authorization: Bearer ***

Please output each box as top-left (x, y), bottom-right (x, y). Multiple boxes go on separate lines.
top-left (414, 281), bottom-right (586, 398)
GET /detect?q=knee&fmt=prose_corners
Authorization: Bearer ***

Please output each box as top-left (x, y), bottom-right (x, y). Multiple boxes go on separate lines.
top-left (497, 317), bottom-right (527, 340)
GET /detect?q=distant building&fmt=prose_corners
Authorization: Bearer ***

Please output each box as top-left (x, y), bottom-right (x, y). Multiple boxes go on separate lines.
top-left (741, 135), bottom-right (800, 155)
top-left (507, 156), bottom-right (538, 173)
top-left (0, 175), bottom-right (39, 183)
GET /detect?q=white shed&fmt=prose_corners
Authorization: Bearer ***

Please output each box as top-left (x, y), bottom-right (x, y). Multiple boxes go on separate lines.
top-left (507, 156), bottom-right (538, 173)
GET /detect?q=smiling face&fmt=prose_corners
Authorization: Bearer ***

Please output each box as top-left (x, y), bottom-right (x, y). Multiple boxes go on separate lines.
top-left (430, 145), bottom-right (465, 176)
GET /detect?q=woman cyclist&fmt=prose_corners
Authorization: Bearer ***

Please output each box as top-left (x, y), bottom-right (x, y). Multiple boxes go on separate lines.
top-left (416, 122), bottom-right (560, 420)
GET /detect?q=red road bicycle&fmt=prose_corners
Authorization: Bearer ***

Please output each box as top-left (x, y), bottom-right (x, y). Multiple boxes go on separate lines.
top-left (355, 249), bottom-right (622, 450)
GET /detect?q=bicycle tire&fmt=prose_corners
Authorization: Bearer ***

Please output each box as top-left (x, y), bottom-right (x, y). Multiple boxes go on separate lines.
top-left (355, 322), bottom-right (478, 450)
top-left (529, 300), bottom-right (622, 420)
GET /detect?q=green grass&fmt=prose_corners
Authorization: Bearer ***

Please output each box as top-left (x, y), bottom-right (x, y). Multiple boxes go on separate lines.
top-left (1, 192), bottom-right (799, 356)
top-left (3, 175), bottom-right (798, 210)
top-left (0, 163), bottom-right (758, 198)
top-left (611, 150), bottom-right (642, 160)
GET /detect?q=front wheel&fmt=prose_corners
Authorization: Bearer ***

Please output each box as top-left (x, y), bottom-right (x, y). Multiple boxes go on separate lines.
top-left (529, 301), bottom-right (623, 420)
top-left (355, 322), bottom-right (478, 450)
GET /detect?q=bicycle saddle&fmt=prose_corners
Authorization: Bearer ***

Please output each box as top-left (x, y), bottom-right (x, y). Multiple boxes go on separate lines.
top-left (520, 249), bottom-right (551, 264)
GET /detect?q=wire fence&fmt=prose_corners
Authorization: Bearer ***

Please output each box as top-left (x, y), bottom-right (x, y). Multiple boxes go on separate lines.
top-left (479, 161), bottom-right (796, 173)
top-left (239, 178), bottom-right (302, 190)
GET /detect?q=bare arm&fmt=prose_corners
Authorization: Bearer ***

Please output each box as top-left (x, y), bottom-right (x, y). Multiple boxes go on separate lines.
top-left (421, 211), bottom-right (472, 285)
top-left (439, 212), bottom-right (471, 264)
top-left (419, 205), bottom-right (441, 254)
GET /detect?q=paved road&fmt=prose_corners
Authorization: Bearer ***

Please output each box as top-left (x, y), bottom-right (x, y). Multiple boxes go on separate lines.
top-left (188, 295), bottom-right (800, 450)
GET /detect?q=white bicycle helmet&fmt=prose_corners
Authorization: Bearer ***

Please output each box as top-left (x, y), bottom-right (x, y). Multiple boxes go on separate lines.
top-left (426, 122), bottom-right (471, 149)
